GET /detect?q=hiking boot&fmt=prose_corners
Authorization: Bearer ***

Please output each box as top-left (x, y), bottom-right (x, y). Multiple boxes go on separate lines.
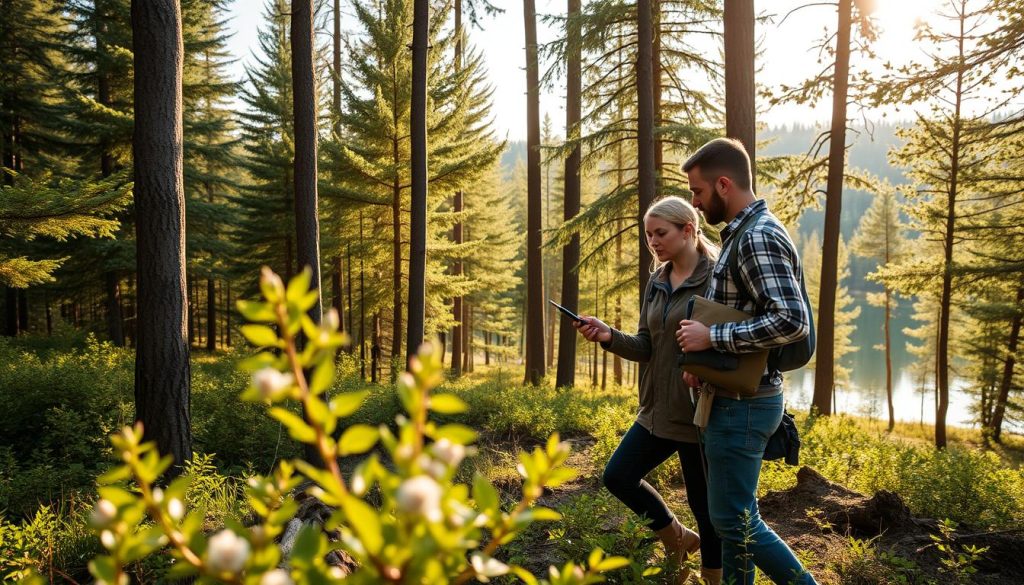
top-left (654, 517), bottom-right (700, 583)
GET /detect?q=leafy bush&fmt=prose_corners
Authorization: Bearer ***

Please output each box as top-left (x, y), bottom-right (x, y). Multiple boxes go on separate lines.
top-left (66, 268), bottom-right (630, 584)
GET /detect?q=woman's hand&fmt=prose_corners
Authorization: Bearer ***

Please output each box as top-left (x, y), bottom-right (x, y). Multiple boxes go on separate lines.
top-left (682, 371), bottom-right (702, 388)
top-left (574, 315), bottom-right (612, 343)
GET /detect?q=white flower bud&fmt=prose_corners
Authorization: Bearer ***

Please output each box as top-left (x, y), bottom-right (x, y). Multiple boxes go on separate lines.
top-left (91, 499), bottom-right (117, 528)
top-left (430, 438), bottom-right (466, 468)
top-left (252, 368), bottom-right (294, 400)
top-left (396, 475), bottom-right (443, 522)
top-left (206, 529), bottom-right (250, 574)
top-left (516, 463), bottom-right (528, 478)
top-left (167, 498), bottom-right (185, 521)
top-left (427, 461), bottom-right (447, 480)
top-left (324, 308), bottom-right (340, 331)
top-left (100, 530), bottom-right (117, 550)
top-left (395, 443), bottom-right (413, 462)
top-left (351, 473), bottom-right (367, 496)
top-left (471, 554), bottom-right (509, 581)
top-left (259, 569), bottom-right (294, 585)
top-left (152, 487), bottom-right (164, 503)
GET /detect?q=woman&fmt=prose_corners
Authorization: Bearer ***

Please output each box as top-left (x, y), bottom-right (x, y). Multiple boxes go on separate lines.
top-left (574, 196), bottom-right (722, 585)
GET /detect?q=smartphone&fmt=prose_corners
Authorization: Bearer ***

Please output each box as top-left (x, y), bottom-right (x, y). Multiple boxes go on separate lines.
top-left (548, 299), bottom-right (586, 324)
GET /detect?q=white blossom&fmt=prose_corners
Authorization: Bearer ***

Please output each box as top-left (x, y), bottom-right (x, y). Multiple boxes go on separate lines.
top-left (471, 554), bottom-right (509, 581)
top-left (167, 498), bottom-right (185, 521)
top-left (396, 475), bottom-right (443, 522)
top-left (259, 569), bottom-right (294, 585)
top-left (100, 530), bottom-right (116, 550)
top-left (252, 368), bottom-right (294, 400)
top-left (206, 529), bottom-right (250, 574)
top-left (91, 499), bottom-right (117, 528)
top-left (430, 438), bottom-right (466, 468)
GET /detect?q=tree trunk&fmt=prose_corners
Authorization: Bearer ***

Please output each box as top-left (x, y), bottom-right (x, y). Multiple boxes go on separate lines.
top-left (724, 0), bottom-right (756, 187)
top-left (452, 194), bottom-right (464, 376)
top-left (524, 0), bottom-right (545, 385)
top-left (359, 211), bottom-right (367, 380)
top-left (392, 160), bottom-right (403, 363)
top-left (652, 0), bottom-right (662, 175)
top-left (291, 0), bottom-right (323, 330)
top-left (292, 0), bottom-right (324, 465)
top-left (225, 281), bottom-right (231, 347)
top-left (991, 286), bottom-right (1024, 442)
top-left (346, 244), bottom-right (354, 353)
top-left (206, 278), bottom-right (216, 351)
top-left (935, 12), bottom-right (968, 450)
top-left (371, 310), bottom-right (381, 384)
top-left (131, 0), bottom-right (191, 477)
top-left (407, 0), bottom-right (429, 365)
top-left (885, 289), bottom-right (895, 431)
top-left (332, 256), bottom-right (343, 336)
top-left (556, 0), bottom-right (582, 389)
top-left (812, 0), bottom-right (852, 417)
top-left (636, 0), bottom-right (655, 305)
top-left (17, 290), bottom-right (27, 333)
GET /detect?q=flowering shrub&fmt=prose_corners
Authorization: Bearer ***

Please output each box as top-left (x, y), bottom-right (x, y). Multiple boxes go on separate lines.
top-left (79, 267), bottom-right (628, 584)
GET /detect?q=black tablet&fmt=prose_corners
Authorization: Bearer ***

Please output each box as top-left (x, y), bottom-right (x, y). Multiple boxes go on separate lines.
top-left (548, 299), bottom-right (585, 323)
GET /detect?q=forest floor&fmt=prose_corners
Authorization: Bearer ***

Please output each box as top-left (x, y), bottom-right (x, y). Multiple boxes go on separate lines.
top-left (469, 429), bottom-right (1024, 585)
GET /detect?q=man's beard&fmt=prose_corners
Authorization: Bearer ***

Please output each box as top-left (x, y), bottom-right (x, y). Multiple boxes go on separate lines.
top-left (703, 184), bottom-right (728, 225)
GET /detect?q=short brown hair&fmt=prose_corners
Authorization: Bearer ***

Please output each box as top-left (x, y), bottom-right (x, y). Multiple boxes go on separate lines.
top-left (682, 137), bottom-right (752, 190)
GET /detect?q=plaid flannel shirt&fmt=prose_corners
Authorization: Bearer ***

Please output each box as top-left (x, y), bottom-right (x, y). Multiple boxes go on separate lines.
top-left (707, 199), bottom-right (811, 356)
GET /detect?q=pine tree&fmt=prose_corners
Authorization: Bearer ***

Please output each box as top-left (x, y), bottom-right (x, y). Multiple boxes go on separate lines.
top-left (850, 185), bottom-right (908, 430)
top-left (62, 0), bottom-right (136, 346)
top-left (234, 0), bottom-right (298, 288)
top-left (799, 231), bottom-right (860, 391)
top-left (181, 0), bottom-right (239, 352)
top-left (328, 0), bottom-right (501, 372)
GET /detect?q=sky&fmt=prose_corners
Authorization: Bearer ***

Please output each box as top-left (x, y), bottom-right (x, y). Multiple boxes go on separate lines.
top-left (222, 0), bottom-right (948, 143)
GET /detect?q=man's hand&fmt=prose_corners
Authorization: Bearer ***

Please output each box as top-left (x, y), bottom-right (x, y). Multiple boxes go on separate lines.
top-left (574, 315), bottom-right (612, 344)
top-left (676, 319), bottom-right (712, 352)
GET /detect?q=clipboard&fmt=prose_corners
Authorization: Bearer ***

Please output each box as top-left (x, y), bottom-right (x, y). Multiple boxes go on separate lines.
top-left (677, 296), bottom-right (768, 395)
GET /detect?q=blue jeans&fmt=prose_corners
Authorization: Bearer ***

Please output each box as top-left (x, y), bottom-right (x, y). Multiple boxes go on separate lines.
top-left (603, 422), bottom-right (722, 569)
top-left (703, 393), bottom-right (816, 585)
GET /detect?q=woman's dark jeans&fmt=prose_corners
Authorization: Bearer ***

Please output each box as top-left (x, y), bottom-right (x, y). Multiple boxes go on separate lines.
top-left (602, 421), bottom-right (722, 570)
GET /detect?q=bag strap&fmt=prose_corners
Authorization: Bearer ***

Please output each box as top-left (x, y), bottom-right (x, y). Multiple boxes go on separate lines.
top-left (725, 210), bottom-right (765, 308)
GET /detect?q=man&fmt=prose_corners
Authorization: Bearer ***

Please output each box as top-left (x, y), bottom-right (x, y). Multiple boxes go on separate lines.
top-left (675, 138), bottom-right (817, 585)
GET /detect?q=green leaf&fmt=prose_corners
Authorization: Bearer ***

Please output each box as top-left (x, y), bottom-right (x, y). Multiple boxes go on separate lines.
top-left (433, 424), bottom-right (477, 445)
top-left (88, 556), bottom-right (118, 584)
top-left (588, 548), bottom-right (603, 570)
top-left (595, 557), bottom-right (630, 572)
top-left (509, 565), bottom-right (539, 585)
top-left (236, 299), bottom-right (276, 322)
top-left (241, 324), bottom-right (280, 347)
top-left (429, 393), bottom-right (467, 414)
top-left (269, 408), bottom-right (317, 443)
top-left (339, 424), bottom-right (378, 456)
top-left (473, 473), bottom-right (499, 515)
top-left (286, 268), bottom-right (312, 302)
top-left (341, 494), bottom-right (383, 554)
top-left (292, 523), bottom-right (324, 562)
top-left (306, 398), bottom-right (334, 435)
top-left (329, 390), bottom-right (368, 418)
top-left (310, 359), bottom-right (334, 395)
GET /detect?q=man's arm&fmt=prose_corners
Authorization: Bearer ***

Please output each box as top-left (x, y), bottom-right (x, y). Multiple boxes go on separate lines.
top-left (709, 224), bottom-right (810, 353)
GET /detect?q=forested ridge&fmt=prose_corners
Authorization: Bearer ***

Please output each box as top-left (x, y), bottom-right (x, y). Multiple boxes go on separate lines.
top-left (1, 0), bottom-right (1023, 582)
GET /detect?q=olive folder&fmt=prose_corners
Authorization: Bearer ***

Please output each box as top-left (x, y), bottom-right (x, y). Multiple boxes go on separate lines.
top-left (676, 296), bottom-right (768, 395)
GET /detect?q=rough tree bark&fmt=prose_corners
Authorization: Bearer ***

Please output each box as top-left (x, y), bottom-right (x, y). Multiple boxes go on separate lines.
top-left (407, 0), bottom-right (428, 364)
top-left (555, 0), bottom-right (582, 389)
top-left (131, 0), bottom-right (191, 477)
top-left (524, 0), bottom-right (545, 385)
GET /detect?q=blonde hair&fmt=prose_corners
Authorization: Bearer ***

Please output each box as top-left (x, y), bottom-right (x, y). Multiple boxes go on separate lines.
top-left (644, 196), bottom-right (720, 272)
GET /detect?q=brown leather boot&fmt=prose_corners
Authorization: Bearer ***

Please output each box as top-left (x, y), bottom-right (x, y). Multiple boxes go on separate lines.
top-left (700, 567), bottom-right (722, 585)
top-left (654, 517), bottom-right (700, 583)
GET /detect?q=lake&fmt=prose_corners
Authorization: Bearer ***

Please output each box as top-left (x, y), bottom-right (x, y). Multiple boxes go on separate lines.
top-left (780, 293), bottom-right (1022, 434)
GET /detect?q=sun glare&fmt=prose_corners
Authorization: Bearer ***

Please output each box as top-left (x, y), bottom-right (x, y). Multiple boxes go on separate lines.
top-left (870, 1), bottom-right (938, 57)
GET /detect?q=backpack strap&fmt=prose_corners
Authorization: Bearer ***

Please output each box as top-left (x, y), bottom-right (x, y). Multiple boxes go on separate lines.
top-left (724, 210), bottom-right (764, 309)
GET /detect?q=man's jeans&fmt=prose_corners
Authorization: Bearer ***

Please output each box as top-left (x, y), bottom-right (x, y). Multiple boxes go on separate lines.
top-left (703, 392), bottom-right (817, 585)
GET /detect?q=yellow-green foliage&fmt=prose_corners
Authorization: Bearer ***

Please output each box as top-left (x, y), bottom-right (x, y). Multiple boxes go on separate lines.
top-left (760, 414), bottom-right (1024, 529)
